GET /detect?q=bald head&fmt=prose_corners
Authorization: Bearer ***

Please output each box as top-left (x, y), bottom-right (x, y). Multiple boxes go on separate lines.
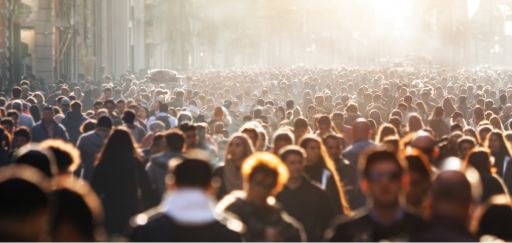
top-left (352, 118), bottom-right (371, 141)
top-left (411, 131), bottom-right (437, 161)
top-left (504, 104), bottom-right (512, 116)
top-left (432, 170), bottom-right (471, 210)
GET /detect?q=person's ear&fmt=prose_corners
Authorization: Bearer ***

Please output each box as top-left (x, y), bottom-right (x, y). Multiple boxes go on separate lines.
top-left (433, 147), bottom-right (440, 158)
top-left (360, 179), bottom-right (369, 194)
top-left (401, 174), bottom-right (410, 190)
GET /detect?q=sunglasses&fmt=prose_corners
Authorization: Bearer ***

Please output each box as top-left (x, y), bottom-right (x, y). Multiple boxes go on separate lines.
top-left (368, 171), bottom-right (401, 182)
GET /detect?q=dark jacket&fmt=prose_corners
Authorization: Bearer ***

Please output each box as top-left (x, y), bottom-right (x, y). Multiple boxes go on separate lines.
top-left (480, 173), bottom-right (508, 202)
top-left (276, 177), bottom-right (335, 242)
top-left (31, 119), bottom-right (69, 143)
top-left (212, 165), bottom-right (229, 200)
top-left (81, 89), bottom-right (94, 112)
top-left (61, 110), bottom-right (89, 145)
top-left (328, 208), bottom-right (423, 242)
top-left (128, 189), bottom-right (242, 242)
top-left (410, 216), bottom-right (477, 242)
top-left (129, 212), bottom-right (241, 242)
top-left (146, 152), bottom-right (184, 198)
top-left (167, 99), bottom-right (185, 109)
top-left (76, 129), bottom-right (110, 182)
top-left (219, 193), bottom-right (306, 242)
top-left (428, 119), bottom-right (450, 140)
top-left (334, 157), bottom-right (362, 210)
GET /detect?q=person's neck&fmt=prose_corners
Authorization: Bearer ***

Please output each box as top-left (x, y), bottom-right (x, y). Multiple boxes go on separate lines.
top-left (286, 175), bottom-right (303, 190)
top-left (44, 120), bottom-right (53, 127)
top-left (305, 158), bottom-right (317, 166)
top-left (95, 128), bottom-right (110, 134)
top-left (353, 137), bottom-right (369, 143)
top-left (232, 158), bottom-right (244, 167)
top-left (372, 201), bottom-right (401, 224)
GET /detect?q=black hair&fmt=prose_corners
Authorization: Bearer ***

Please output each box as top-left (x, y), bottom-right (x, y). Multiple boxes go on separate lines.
top-left (159, 103), bottom-right (169, 113)
top-left (96, 116), bottom-right (113, 130)
top-left (165, 130), bottom-right (185, 152)
top-left (13, 127), bottom-right (31, 142)
top-left (103, 99), bottom-right (115, 107)
top-left (0, 178), bottom-right (48, 220)
top-left (121, 110), bottom-right (136, 124)
top-left (11, 87), bottom-right (22, 98)
top-left (80, 120), bottom-right (97, 134)
top-left (172, 159), bottom-right (212, 188)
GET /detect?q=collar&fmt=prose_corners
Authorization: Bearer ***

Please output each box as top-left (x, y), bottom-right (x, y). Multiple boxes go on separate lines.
top-left (160, 188), bottom-right (217, 226)
top-left (157, 112), bottom-right (168, 116)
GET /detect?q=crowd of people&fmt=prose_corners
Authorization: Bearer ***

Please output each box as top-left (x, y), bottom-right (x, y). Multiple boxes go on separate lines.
top-left (1, 67), bottom-right (512, 241)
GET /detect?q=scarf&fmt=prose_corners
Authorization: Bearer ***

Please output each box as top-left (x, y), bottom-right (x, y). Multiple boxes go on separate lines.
top-left (223, 160), bottom-right (244, 193)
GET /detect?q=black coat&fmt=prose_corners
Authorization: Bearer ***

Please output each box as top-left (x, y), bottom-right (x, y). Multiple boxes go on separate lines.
top-left (220, 195), bottom-right (306, 242)
top-left (213, 165), bottom-right (229, 200)
top-left (410, 216), bottom-right (477, 242)
top-left (328, 208), bottom-right (423, 242)
top-left (129, 211), bottom-right (242, 242)
top-left (276, 178), bottom-right (335, 242)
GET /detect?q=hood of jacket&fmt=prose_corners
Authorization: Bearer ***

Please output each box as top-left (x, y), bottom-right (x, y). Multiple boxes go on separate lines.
top-left (160, 188), bottom-right (218, 226)
top-left (65, 110), bottom-right (84, 122)
top-left (152, 152), bottom-right (183, 169)
top-left (367, 103), bottom-right (387, 111)
top-left (85, 130), bottom-right (110, 147)
top-left (429, 119), bottom-right (447, 130)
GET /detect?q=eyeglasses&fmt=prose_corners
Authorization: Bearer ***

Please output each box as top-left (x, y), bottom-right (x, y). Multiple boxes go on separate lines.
top-left (368, 171), bottom-right (401, 182)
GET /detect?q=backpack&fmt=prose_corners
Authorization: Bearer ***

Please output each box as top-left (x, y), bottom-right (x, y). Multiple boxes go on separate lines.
top-left (156, 115), bottom-right (171, 130)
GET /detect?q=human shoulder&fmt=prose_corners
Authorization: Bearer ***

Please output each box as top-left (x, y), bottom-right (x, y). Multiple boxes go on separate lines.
top-left (324, 208), bottom-right (372, 241)
top-left (212, 164), bottom-right (225, 177)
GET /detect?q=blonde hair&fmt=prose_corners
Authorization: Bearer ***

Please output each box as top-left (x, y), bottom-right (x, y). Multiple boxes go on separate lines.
top-left (241, 152), bottom-right (289, 196)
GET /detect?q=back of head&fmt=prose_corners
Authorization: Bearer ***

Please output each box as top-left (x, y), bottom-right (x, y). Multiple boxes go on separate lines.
top-left (0, 166), bottom-right (50, 241)
top-left (433, 106), bottom-right (444, 118)
top-left (352, 118), bottom-right (371, 140)
top-left (464, 147), bottom-right (491, 174)
top-left (96, 116), bottom-right (113, 130)
top-left (171, 159), bottom-right (212, 189)
top-left (431, 170), bottom-right (472, 216)
top-left (159, 103), bottom-right (169, 113)
top-left (473, 195), bottom-right (512, 241)
top-left (70, 101), bottom-right (82, 111)
top-left (121, 109), bottom-right (136, 125)
top-left (165, 130), bottom-right (185, 152)
top-left (294, 117), bottom-right (308, 130)
top-left (51, 184), bottom-right (103, 241)
top-left (16, 149), bottom-right (56, 178)
top-left (39, 139), bottom-right (80, 174)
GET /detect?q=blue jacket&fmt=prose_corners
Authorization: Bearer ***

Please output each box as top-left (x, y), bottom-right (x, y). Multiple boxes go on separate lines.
top-left (31, 119), bottom-right (69, 143)
top-left (146, 152), bottom-right (184, 198)
top-left (61, 111), bottom-right (89, 145)
top-left (342, 139), bottom-right (376, 168)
